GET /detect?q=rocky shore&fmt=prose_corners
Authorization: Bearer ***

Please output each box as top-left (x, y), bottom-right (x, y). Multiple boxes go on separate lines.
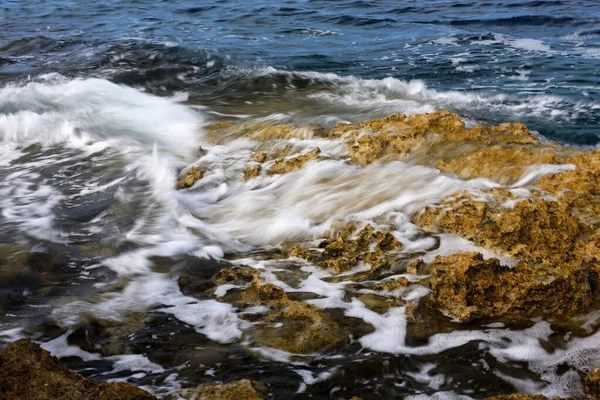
top-left (5, 111), bottom-right (600, 398)
top-left (179, 111), bottom-right (600, 398)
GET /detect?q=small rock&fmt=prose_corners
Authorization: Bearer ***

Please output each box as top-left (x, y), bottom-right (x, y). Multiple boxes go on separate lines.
top-left (243, 164), bottom-right (262, 180)
top-left (584, 368), bottom-right (600, 399)
top-left (177, 166), bottom-right (205, 189)
top-left (176, 379), bottom-right (267, 400)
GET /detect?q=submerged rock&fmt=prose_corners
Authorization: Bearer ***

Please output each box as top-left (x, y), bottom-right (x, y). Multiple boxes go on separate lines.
top-left (175, 379), bottom-right (267, 400)
top-left (436, 146), bottom-right (558, 184)
top-left (267, 146), bottom-right (321, 175)
top-left (0, 338), bottom-right (157, 400)
top-left (251, 301), bottom-right (345, 353)
top-left (206, 120), bottom-right (324, 143)
top-left (190, 264), bottom-right (347, 354)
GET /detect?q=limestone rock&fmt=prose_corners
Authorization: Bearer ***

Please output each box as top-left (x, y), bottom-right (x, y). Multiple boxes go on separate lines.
top-left (177, 379), bottom-right (266, 400)
top-left (487, 394), bottom-right (548, 400)
top-left (243, 164), bottom-right (262, 180)
top-left (584, 368), bottom-right (600, 399)
top-left (415, 191), bottom-right (580, 258)
top-left (0, 338), bottom-right (157, 400)
top-left (267, 147), bottom-right (321, 175)
top-left (288, 223), bottom-right (402, 274)
top-left (424, 252), bottom-right (592, 323)
top-left (251, 301), bottom-right (345, 353)
top-left (250, 151), bottom-right (267, 163)
top-left (177, 166), bottom-right (205, 189)
top-left (212, 265), bottom-right (261, 286)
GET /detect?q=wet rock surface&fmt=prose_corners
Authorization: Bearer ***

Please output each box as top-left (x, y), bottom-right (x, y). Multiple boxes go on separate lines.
top-left (585, 368), bottom-right (600, 399)
top-left (288, 223), bottom-right (402, 274)
top-left (421, 251), bottom-right (591, 323)
top-left (5, 111), bottom-right (600, 399)
top-left (198, 112), bottom-right (600, 396)
top-left (176, 166), bottom-right (205, 189)
top-left (172, 379), bottom-right (267, 400)
top-left (0, 338), bottom-right (157, 400)
top-left (487, 395), bottom-right (549, 400)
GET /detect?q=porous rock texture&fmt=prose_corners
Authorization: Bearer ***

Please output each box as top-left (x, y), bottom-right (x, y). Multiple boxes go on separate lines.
top-left (0, 338), bottom-right (157, 400)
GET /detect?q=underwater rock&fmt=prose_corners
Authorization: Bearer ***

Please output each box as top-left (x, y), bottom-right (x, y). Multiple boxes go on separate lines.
top-left (206, 120), bottom-right (324, 143)
top-left (0, 338), bottom-right (157, 400)
top-left (206, 265), bottom-right (346, 354)
top-left (267, 146), bottom-right (321, 175)
top-left (176, 166), bottom-right (205, 189)
top-left (355, 292), bottom-right (403, 314)
top-left (175, 379), bottom-right (267, 400)
top-left (585, 368), bottom-right (600, 398)
top-left (251, 301), bottom-right (345, 353)
top-left (65, 313), bottom-right (152, 357)
top-left (436, 146), bottom-right (557, 184)
top-left (423, 252), bottom-right (591, 323)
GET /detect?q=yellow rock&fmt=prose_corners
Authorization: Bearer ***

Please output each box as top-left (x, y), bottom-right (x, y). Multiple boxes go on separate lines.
top-left (267, 147), bottom-right (321, 175)
top-left (176, 166), bottom-right (205, 189)
top-left (287, 223), bottom-right (402, 274)
top-left (584, 368), bottom-right (600, 399)
top-left (424, 252), bottom-right (592, 323)
top-left (177, 379), bottom-right (266, 400)
top-left (243, 164), bottom-right (262, 180)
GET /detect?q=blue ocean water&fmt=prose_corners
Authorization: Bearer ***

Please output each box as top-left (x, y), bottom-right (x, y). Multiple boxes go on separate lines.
top-left (1, 0), bottom-right (599, 143)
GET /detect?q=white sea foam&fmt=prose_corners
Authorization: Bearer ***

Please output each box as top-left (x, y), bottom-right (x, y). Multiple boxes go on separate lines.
top-left (105, 354), bottom-right (166, 375)
top-left (52, 273), bottom-right (243, 344)
top-left (193, 159), bottom-right (498, 246)
top-left (242, 67), bottom-right (597, 126)
top-left (510, 38), bottom-right (551, 52)
top-left (0, 75), bottom-right (202, 152)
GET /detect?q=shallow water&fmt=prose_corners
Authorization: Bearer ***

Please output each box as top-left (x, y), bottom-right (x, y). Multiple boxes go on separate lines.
top-left (1, 1), bottom-right (600, 399)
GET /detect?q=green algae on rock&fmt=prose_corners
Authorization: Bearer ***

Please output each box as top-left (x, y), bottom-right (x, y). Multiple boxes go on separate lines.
top-left (0, 338), bottom-right (157, 400)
